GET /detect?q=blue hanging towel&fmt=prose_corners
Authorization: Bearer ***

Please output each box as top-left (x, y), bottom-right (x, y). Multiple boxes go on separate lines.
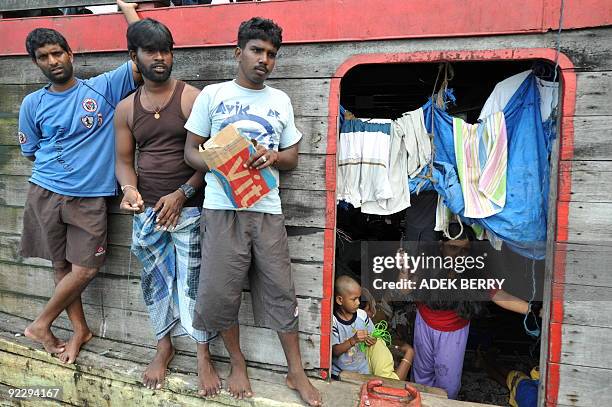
top-left (424, 74), bottom-right (549, 259)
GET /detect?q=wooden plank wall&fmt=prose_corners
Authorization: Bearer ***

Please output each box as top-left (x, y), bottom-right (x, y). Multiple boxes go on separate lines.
top-left (1, 25), bottom-right (611, 394)
top-left (0, 50), bottom-right (329, 370)
top-left (548, 27), bottom-right (612, 407)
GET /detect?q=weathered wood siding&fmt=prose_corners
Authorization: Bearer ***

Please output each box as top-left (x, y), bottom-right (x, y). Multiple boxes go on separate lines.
top-left (545, 26), bottom-right (612, 407)
top-left (1, 26), bottom-right (611, 401)
top-left (0, 48), bottom-right (329, 370)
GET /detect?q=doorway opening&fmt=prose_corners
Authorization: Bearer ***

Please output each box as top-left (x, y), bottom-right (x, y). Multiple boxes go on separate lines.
top-left (333, 60), bottom-right (558, 404)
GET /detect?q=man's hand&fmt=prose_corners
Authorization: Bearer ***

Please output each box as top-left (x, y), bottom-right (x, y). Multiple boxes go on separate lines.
top-left (117, 0), bottom-right (140, 26)
top-left (153, 190), bottom-right (186, 230)
top-left (120, 188), bottom-right (144, 213)
top-left (244, 144), bottom-right (278, 170)
top-left (117, 0), bottom-right (138, 12)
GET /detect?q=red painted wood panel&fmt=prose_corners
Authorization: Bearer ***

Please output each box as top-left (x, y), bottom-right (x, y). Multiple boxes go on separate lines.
top-left (0, 0), bottom-right (611, 56)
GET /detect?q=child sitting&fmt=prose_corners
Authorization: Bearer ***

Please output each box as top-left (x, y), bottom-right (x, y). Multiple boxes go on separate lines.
top-left (332, 275), bottom-right (414, 381)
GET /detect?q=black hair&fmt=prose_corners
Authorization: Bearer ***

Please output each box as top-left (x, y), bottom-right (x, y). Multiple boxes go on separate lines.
top-left (422, 222), bottom-right (485, 320)
top-left (25, 28), bottom-right (71, 60)
top-left (127, 18), bottom-right (174, 53)
top-left (237, 17), bottom-right (282, 50)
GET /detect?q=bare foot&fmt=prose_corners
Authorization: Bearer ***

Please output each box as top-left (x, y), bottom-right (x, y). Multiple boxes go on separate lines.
top-left (58, 330), bottom-right (93, 364)
top-left (24, 322), bottom-right (65, 354)
top-left (197, 344), bottom-right (221, 397)
top-left (286, 371), bottom-right (322, 407)
top-left (142, 342), bottom-right (175, 390)
top-left (226, 354), bottom-right (252, 399)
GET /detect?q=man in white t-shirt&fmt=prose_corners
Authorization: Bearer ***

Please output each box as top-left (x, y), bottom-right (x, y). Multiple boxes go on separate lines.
top-left (184, 17), bottom-right (321, 406)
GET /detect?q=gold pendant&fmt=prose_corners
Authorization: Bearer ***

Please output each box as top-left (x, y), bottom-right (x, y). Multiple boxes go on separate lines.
top-left (154, 112), bottom-right (160, 120)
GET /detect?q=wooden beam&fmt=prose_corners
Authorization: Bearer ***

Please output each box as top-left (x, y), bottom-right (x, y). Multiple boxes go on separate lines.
top-left (554, 323), bottom-right (612, 370)
top-left (551, 283), bottom-right (612, 328)
top-left (0, 336), bottom-right (312, 406)
top-left (0, 291), bottom-right (321, 368)
top-left (569, 116), bottom-right (612, 160)
top-left (0, 155), bottom-right (330, 191)
top-left (0, 311), bottom-right (503, 407)
top-left (0, 0), bottom-right (611, 57)
top-left (575, 71), bottom-right (612, 116)
top-left (554, 243), bottom-right (612, 287)
top-left (0, 224), bottom-right (325, 267)
top-left (0, 78), bottom-right (331, 118)
top-left (0, 188), bottom-right (327, 231)
top-left (563, 202), bottom-right (612, 242)
top-left (553, 362), bottom-right (612, 407)
top-left (0, 263), bottom-right (323, 333)
top-left (0, 115), bottom-right (329, 154)
top-left (4, 29), bottom-right (612, 84)
top-left (0, 311), bottom-right (303, 383)
top-left (558, 160), bottom-right (612, 203)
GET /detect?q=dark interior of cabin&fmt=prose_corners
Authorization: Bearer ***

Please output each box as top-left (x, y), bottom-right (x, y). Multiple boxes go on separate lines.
top-left (335, 60), bottom-right (556, 404)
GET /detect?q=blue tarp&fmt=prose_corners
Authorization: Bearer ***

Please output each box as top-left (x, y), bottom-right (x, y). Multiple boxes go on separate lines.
top-left (424, 74), bottom-right (550, 259)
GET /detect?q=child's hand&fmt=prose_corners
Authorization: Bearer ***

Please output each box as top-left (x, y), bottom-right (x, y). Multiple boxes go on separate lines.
top-left (364, 336), bottom-right (377, 347)
top-left (352, 330), bottom-right (369, 343)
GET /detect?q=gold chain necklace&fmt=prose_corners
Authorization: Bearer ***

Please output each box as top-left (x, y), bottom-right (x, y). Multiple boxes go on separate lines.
top-left (142, 81), bottom-right (174, 120)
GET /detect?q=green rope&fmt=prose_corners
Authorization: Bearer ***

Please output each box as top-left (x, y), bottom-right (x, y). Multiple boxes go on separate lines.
top-left (359, 320), bottom-right (392, 353)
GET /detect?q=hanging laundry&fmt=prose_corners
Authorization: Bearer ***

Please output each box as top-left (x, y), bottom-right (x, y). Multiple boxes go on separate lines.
top-left (434, 195), bottom-right (451, 236)
top-left (424, 73), bottom-right (549, 259)
top-left (393, 108), bottom-right (431, 178)
top-left (362, 108), bottom-right (432, 215)
top-left (337, 119), bottom-right (393, 209)
top-left (453, 111), bottom-right (507, 218)
top-left (471, 224), bottom-right (504, 250)
top-left (361, 120), bottom-right (412, 215)
top-left (408, 165), bottom-right (435, 194)
top-left (478, 70), bottom-right (559, 122)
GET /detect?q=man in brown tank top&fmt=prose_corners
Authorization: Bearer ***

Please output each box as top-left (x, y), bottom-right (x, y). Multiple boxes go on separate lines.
top-left (114, 16), bottom-right (220, 394)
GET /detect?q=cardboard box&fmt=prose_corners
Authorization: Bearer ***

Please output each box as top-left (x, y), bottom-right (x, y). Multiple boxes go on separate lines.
top-left (199, 124), bottom-right (277, 209)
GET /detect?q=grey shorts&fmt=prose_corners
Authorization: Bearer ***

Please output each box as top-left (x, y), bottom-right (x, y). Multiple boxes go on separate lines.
top-left (192, 209), bottom-right (299, 332)
top-left (20, 183), bottom-right (108, 269)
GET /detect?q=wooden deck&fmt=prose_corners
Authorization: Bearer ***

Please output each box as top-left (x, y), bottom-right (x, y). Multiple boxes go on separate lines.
top-left (0, 312), bottom-right (498, 407)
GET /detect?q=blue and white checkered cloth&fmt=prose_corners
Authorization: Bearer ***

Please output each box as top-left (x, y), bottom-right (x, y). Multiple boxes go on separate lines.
top-left (132, 206), bottom-right (216, 343)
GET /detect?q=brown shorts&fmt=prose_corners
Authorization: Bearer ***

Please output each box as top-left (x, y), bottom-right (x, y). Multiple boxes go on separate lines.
top-left (20, 183), bottom-right (108, 269)
top-left (192, 209), bottom-right (299, 332)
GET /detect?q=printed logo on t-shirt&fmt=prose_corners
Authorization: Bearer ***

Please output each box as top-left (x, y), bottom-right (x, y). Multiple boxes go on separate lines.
top-left (94, 246), bottom-right (106, 257)
top-left (267, 109), bottom-right (280, 119)
top-left (82, 98), bottom-right (98, 113)
top-left (17, 131), bottom-right (27, 144)
top-left (97, 113), bottom-right (103, 126)
top-left (221, 112), bottom-right (277, 150)
top-left (81, 115), bottom-right (95, 129)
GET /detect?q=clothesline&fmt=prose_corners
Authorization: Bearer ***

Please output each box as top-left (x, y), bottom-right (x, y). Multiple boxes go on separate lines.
top-left (337, 70), bottom-right (559, 260)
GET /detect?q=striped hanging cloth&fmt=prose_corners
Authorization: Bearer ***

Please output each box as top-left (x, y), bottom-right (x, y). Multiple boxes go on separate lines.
top-left (453, 111), bottom-right (507, 218)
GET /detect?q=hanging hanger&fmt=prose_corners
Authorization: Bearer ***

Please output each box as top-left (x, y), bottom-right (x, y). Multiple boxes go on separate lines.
top-left (531, 61), bottom-right (557, 82)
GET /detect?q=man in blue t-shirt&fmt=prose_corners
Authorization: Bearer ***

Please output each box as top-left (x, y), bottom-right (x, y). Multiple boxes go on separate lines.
top-left (18, 4), bottom-right (141, 365)
top-left (184, 17), bottom-right (321, 406)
